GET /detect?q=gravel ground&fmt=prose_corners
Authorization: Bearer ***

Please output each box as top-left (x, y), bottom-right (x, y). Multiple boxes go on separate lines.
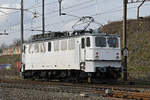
top-left (0, 87), bottom-right (114, 100)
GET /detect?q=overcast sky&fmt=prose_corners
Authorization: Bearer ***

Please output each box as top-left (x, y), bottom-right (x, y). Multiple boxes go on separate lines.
top-left (0, 0), bottom-right (150, 46)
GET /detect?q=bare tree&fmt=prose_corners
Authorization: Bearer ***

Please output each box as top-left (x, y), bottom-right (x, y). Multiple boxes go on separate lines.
top-left (0, 43), bottom-right (7, 49)
top-left (0, 43), bottom-right (7, 53)
top-left (12, 39), bottom-right (21, 46)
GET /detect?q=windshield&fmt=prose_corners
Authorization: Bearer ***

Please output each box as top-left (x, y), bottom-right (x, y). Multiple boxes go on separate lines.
top-left (95, 37), bottom-right (106, 47)
top-left (107, 37), bottom-right (118, 48)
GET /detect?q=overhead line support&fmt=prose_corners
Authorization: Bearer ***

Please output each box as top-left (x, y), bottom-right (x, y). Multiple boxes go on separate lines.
top-left (42, 0), bottom-right (45, 36)
top-left (123, 0), bottom-right (128, 81)
top-left (58, 0), bottom-right (62, 16)
top-left (21, 0), bottom-right (24, 72)
top-left (137, 0), bottom-right (146, 19)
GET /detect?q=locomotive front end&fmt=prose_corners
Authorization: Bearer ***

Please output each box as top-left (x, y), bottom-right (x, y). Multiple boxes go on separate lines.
top-left (84, 33), bottom-right (122, 79)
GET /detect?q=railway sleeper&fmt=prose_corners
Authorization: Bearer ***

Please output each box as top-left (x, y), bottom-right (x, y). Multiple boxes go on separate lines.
top-left (108, 91), bottom-right (150, 100)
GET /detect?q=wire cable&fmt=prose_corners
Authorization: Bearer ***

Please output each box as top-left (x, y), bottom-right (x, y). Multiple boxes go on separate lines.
top-left (1, 1), bottom-right (150, 34)
top-left (91, 2), bottom-right (150, 17)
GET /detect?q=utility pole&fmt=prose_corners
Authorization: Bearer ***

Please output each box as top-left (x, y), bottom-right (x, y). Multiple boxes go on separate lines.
top-left (21, 0), bottom-right (24, 71)
top-left (42, 0), bottom-right (45, 36)
top-left (123, 0), bottom-right (128, 81)
top-left (58, 0), bottom-right (62, 16)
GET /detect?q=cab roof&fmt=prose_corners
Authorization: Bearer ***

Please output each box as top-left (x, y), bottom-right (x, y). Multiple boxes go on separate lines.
top-left (26, 29), bottom-right (120, 43)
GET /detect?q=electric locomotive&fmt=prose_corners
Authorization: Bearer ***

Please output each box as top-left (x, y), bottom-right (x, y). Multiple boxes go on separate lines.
top-left (20, 29), bottom-right (122, 82)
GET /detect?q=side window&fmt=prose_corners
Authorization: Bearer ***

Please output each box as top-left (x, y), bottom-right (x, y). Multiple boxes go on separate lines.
top-left (86, 37), bottom-right (90, 47)
top-left (40, 43), bottom-right (46, 53)
top-left (61, 40), bottom-right (67, 51)
top-left (95, 37), bottom-right (106, 47)
top-left (54, 41), bottom-right (59, 51)
top-left (48, 42), bottom-right (51, 51)
top-left (108, 37), bottom-right (118, 48)
top-left (81, 38), bottom-right (85, 49)
top-left (34, 43), bottom-right (39, 53)
top-left (68, 39), bottom-right (75, 50)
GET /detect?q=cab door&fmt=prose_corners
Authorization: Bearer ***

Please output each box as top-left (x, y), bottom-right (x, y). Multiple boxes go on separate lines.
top-left (80, 38), bottom-right (86, 62)
top-left (80, 36), bottom-right (95, 72)
top-left (80, 37), bottom-right (92, 61)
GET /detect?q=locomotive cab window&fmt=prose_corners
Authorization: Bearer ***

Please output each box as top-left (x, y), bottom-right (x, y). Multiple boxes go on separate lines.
top-left (95, 37), bottom-right (106, 47)
top-left (86, 37), bottom-right (90, 47)
top-left (108, 37), bottom-right (118, 48)
top-left (48, 42), bottom-right (51, 51)
top-left (81, 38), bottom-right (85, 49)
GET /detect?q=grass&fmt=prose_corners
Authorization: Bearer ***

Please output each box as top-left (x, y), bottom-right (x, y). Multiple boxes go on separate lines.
top-left (0, 55), bottom-right (20, 78)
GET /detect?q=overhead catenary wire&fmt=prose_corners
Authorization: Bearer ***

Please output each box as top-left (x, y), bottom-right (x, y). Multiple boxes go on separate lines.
top-left (1, 1), bottom-right (94, 17)
top-left (0, 1), bottom-right (57, 16)
top-left (0, 6), bottom-right (21, 10)
top-left (20, 2), bottom-right (150, 30)
top-left (44, 0), bottom-right (95, 16)
top-left (3, 2), bottom-right (150, 30)
top-left (39, 1), bottom-right (96, 22)
top-left (27, 1), bottom-right (150, 24)
top-left (0, 10), bottom-right (7, 14)
top-left (0, 0), bottom-right (95, 29)
top-left (90, 2), bottom-right (150, 17)
top-left (5, 17), bottom-right (78, 34)
top-left (26, 1), bottom-right (57, 10)
top-left (0, 0), bottom-right (95, 27)
top-left (1, 1), bottom-right (150, 36)
top-left (0, 0), bottom-right (117, 17)
top-left (27, 18), bottom-right (78, 31)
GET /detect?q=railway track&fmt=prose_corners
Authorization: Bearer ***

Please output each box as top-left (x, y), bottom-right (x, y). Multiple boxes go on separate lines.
top-left (0, 78), bottom-right (150, 99)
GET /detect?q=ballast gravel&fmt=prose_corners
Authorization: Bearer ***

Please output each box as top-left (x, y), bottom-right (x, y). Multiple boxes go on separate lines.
top-left (0, 87), bottom-right (114, 100)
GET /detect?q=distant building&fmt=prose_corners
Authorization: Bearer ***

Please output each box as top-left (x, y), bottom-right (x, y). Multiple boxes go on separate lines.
top-left (1, 46), bottom-right (20, 56)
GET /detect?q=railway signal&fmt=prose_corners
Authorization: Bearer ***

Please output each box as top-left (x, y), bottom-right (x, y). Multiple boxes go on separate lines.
top-left (122, 47), bottom-right (128, 57)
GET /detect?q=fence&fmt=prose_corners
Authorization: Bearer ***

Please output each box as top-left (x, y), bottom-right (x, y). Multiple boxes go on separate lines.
top-left (0, 46), bottom-right (20, 56)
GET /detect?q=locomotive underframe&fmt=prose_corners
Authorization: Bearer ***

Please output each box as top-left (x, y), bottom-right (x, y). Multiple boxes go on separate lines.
top-left (21, 66), bottom-right (121, 82)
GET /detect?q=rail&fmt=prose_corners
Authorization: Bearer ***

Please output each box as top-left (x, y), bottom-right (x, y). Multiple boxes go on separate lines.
top-left (0, 78), bottom-right (150, 99)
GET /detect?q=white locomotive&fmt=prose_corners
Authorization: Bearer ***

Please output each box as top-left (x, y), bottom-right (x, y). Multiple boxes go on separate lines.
top-left (21, 29), bottom-right (122, 81)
